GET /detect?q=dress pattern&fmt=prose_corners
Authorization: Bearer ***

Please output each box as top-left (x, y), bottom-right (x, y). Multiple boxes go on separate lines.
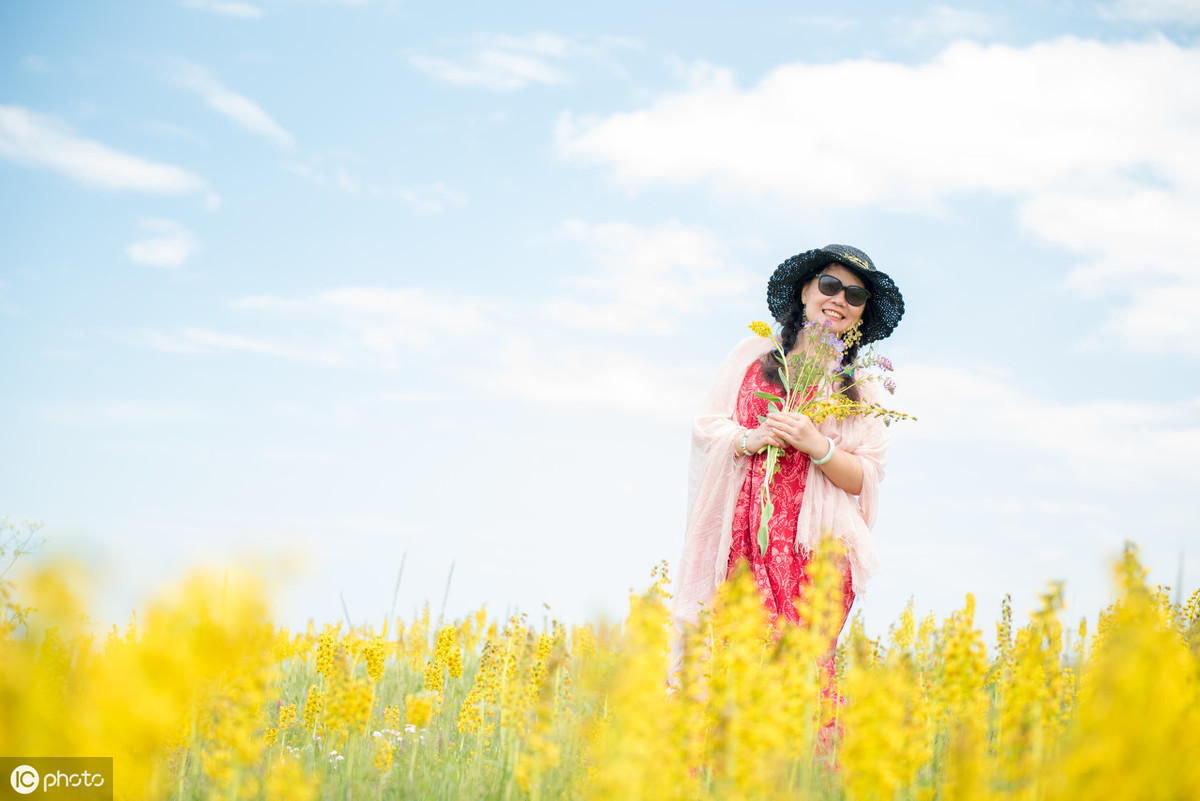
top-left (726, 361), bottom-right (855, 632)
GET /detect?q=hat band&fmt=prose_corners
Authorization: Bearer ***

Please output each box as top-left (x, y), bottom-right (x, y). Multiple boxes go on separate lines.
top-left (837, 252), bottom-right (871, 273)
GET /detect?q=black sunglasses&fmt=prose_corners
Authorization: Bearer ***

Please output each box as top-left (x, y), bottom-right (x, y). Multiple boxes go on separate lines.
top-left (817, 273), bottom-right (871, 307)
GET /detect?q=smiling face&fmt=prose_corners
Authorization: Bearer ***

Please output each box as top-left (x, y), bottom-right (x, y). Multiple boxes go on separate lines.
top-left (799, 262), bottom-right (868, 337)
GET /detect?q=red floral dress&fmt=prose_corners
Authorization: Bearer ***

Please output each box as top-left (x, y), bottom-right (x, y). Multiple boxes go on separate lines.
top-left (726, 362), bottom-right (856, 634)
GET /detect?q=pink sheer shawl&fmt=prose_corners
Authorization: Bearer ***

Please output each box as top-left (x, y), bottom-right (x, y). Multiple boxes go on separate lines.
top-left (672, 336), bottom-right (890, 632)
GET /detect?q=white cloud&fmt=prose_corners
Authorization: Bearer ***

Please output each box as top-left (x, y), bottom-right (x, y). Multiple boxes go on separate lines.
top-left (409, 51), bottom-right (570, 91)
top-left (124, 282), bottom-right (711, 420)
top-left (282, 160), bottom-right (326, 185)
top-left (125, 219), bottom-right (201, 268)
top-left (142, 119), bottom-right (208, 147)
top-left (125, 278), bottom-right (707, 416)
top-left (0, 105), bottom-right (207, 194)
top-left (125, 329), bottom-right (208, 354)
top-left (283, 159), bottom-right (463, 208)
top-left (181, 0), bottom-right (263, 18)
top-left (1020, 187), bottom-right (1200, 287)
top-left (1103, 281), bottom-right (1200, 354)
top-left (395, 182), bottom-right (468, 213)
top-left (542, 219), bottom-right (750, 334)
top-left (557, 37), bottom-right (1200, 356)
top-left (557, 37), bottom-right (1200, 206)
top-left (132, 287), bottom-right (500, 369)
top-left (488, 335), bottom-right (701, 418)
top-left (890, 6), bottom-right (999, 40)
top-left (1017, 186), bottom-right (1200, 353)
top-left (898, 361), bottom-right (1200, 491)
top-left (235, 286), bottom-right (495, 348)
top-left (409, 32), bottom-right (639, 91)
top-left (334, 168), bottom-right (361, 195)
top-left (133, 327), bottom-right (347, 366)
top-left (172, 63), bottom-right (294, 149)
top-left (1103, 0), bottom-right (1200, 24)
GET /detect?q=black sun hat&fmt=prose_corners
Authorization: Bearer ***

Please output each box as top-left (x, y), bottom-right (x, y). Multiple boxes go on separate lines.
top-left (766, 244), bottom-right (905, 344)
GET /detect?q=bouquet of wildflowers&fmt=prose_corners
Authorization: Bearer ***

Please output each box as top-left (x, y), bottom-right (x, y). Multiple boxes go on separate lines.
top-left (747, 319), bottom-right (913, 556)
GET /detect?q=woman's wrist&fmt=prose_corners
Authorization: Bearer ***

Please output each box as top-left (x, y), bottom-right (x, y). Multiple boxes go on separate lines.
top-left (811, 436), bottom-right (836, 466)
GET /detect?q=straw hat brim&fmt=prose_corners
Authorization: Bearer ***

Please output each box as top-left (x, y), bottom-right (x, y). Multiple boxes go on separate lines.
top-left (766, 244), bottom-right (904, 344)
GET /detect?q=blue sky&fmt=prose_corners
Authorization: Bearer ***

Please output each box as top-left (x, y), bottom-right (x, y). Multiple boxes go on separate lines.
top-left (2, 0), bottom-right (1198, 636)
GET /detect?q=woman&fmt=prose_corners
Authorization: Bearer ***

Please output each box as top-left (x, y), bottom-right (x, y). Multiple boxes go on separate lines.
top-left (671, 244), bottom-right (904, 671)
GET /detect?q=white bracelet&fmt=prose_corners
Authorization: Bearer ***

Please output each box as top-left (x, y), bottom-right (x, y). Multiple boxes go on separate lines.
top-left (738, 429), bottom-right (751, 456)
top-left (811, 436), bottom-right (836, 466)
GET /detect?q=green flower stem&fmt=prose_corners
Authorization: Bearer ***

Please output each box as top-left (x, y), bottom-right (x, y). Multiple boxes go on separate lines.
top-left (756, 444), bottom-right (782, 556)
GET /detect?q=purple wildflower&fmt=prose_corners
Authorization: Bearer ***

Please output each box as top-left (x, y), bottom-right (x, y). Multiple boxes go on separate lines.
top-left (875, 355), bottom-right (894, 371)
top-left (802, 319), bottom-right (846, 354)
top-left (883, 377), bottom-right (897, 395)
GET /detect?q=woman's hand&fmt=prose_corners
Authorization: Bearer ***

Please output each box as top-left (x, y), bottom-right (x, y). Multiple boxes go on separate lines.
top-left (742, 421), bottom-right (785, 455)
top-left (766, 410), bottom-right (864, 494)
top-left (765, 411), bottom-right (829, 459)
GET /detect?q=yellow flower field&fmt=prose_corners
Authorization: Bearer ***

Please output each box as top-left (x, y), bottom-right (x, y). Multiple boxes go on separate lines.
top-left (2, 538), bottom-right (1198, 801)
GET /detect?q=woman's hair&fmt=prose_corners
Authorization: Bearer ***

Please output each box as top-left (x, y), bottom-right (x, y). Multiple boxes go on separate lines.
top-left (759, 266), bottom-right (873, 402)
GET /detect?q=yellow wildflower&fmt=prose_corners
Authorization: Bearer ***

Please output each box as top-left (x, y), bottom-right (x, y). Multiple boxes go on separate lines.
top-left (423, 657), bottom-right (445, 696)
top-left (315, 623), bottom-right (340, 680)
top-left (373, 739), bottom-right (394, 771)
top-left (434, 625), bottom-right (462, 678)
top-left (749, 320), bottom-right (774, 338)
top-left (405, 692), bottom-right (435, 729)
top-left (302, 685), bottom-right (323, 731)
top-left (383, 704), bottom-right (400, 731)
top-left (363, 637), bottom-right (386, 682)
top-left (278, 702), bottom-right (297, 730)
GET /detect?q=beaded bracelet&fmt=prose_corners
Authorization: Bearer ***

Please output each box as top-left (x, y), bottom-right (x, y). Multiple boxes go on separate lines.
top-left (738, 429), bottom-right (751, 456)
top-left (811, 436), bottom-right (836, 466)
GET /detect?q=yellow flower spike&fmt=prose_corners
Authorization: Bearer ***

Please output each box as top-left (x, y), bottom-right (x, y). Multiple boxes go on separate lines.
top-left (314, 623), bottom-right (340, 680)
top-left (302, 685), bottom-right (324, 732)
top-left (467, 606), bottom-right (489, 652)
top-left (515, 636), bottom-right (567, 796)
top-left (363, 637), bottom-right (386, 682)
top-left (434, 625), bottom-right (463, 678)
top-left (458, 639), bottom-right (503, 736)
top-left (840, 653), bottom-right (931, 801)
top-left (749, 320), bottom-right (774, 338)
top-left (1045, 546), bottom-right (1200, 801)
top-left (888, 599), bottom-right (916, 659)
top-left (322, 672), bottom-right (372, 745)
top-left (373, 738), bottom-right (394, 771)
top-left (278, 702), bottom-right (297, 729)
top-left (1182, 586), bottom-right (1200, 635)
top-left (422, 657), bottom-right (445, 696)
top-left (842, 319), bottom-right (863, 348)
top-left (264, 760), bottom-right (316, 801)
top-left (405, 691), bottom-right (435, 729)
top-left (578, 569), bottom-right (693, 801)
top-left (381, 704), bottom-right (399, 731)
